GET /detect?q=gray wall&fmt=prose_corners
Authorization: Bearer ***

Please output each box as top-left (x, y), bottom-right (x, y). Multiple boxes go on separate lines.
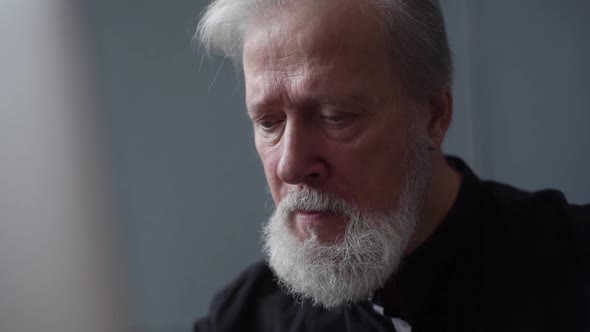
top-left (85, 1), bottom-right (266, 331)
top-left (466, 0), bottom-right (590, 201)
top-left (85, 0), bottom-right (589, 331)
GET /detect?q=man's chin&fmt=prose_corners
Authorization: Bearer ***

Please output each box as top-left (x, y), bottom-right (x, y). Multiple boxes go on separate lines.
top-left (264, 217), bottom-right (406, 311)
top-left (273, 249), bottom-right (395, 311)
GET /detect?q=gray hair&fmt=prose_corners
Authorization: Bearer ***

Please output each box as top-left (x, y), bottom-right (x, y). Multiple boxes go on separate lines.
top-left (196, 0), bottom-right (452, 99)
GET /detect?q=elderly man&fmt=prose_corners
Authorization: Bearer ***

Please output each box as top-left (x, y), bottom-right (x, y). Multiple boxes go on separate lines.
top-left (194, 0), bottom-right (589, 331)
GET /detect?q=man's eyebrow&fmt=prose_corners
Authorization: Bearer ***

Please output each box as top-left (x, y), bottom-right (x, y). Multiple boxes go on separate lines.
top-left (312, 94), bottom-right (375, 108)
top-left (246, 101), bottom-right (277, 117)
top-left (246, 93), bottom-right (375, 116)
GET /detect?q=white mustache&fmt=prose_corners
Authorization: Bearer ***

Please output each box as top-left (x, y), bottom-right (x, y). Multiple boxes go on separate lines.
top-left (278, 187), bottom-right (358, 219)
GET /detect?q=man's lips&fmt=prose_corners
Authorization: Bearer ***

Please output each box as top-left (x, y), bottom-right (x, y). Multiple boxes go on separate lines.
top-left (291, 210), bottom-right (348, 242)
top-left (293, 210), bottom-right (331, 227)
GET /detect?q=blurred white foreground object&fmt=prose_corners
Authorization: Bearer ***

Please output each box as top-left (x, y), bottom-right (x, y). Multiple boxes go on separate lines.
top-left (0, 0), bottom-right (130, 331)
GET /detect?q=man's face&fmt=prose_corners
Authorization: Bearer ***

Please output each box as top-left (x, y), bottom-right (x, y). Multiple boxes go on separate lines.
top-left (242, 1), bottom-right (435, 309)
top-left (243, 2), bottom-right (418, 243)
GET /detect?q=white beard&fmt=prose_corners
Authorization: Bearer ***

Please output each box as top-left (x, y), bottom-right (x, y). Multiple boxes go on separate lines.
top-left (262, 127), bottom-right (430, 310)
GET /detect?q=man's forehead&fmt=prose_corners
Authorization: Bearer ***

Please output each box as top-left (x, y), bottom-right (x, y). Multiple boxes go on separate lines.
top-left (242, 0), bottom-right (401, 114)
top-left (242, 0), bottom-right (383, 67)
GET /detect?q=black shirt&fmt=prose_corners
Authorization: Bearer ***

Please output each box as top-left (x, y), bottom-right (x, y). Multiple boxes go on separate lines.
top-left (195, 157), bottom-right (590, 331)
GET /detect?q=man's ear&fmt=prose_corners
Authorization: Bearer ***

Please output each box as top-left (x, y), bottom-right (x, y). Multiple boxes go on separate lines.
top-left (426, 88), bottom-right (453, 150)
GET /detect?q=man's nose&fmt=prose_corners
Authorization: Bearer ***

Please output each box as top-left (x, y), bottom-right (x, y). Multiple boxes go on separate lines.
top-left (276, 120), bottom-right (327, 185)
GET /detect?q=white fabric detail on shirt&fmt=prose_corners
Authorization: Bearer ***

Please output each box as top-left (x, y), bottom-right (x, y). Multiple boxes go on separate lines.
top-left (371, 303), bottom-right (412, 332)
top-left (391, 318), bottom-right (412, 332)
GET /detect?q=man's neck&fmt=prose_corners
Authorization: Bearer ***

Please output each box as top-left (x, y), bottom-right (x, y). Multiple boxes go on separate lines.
top-left (405, 153), bottom-right (462, 255)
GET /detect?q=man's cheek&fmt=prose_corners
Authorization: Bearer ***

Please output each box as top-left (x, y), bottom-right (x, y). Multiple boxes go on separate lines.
top-left (261, 159), bottom-right (283, 205)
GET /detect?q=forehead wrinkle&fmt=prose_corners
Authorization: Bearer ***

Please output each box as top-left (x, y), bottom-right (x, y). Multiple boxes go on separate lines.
top-left (247, 60), bottom-right (382, 115)
top-left (246, 51), bottom-right (319, 109)
top-left (313, 93), bottom-right (380, 111)
top-left (246, 73), bottom-right (285, 113)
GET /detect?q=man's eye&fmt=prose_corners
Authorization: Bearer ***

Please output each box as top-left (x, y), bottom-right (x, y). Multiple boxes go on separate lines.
top-left (320, 112), bottom-right (356, 128)
top-left (257, 119), bottom-right (282, 131)
top-left (260, 121), bottom-right (275, 128)
top-left (321, 115), bottom-right (346, 125)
